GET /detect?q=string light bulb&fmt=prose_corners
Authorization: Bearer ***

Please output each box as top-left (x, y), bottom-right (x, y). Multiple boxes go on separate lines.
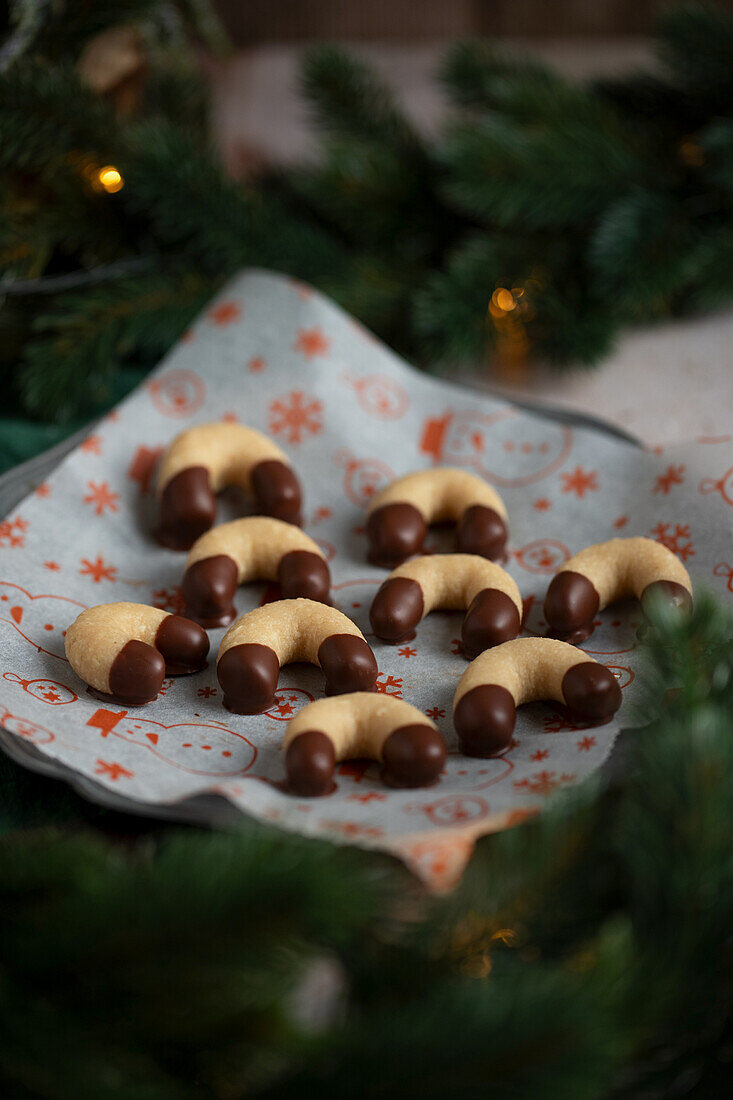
top-left (96, 165), bottom-right (124, 193)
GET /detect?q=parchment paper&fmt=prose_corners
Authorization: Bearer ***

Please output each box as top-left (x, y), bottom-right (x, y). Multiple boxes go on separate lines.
top-left (2, 269), bottom-right (731, 889)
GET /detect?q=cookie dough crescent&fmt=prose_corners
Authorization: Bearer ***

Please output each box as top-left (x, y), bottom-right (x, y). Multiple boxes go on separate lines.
top-left (366, 467), bottom-right (508, 567)
top-left (182, 517), bottom-right (330, 627)
top-left (453, 638), bottom-right (622, 757)
top-left (216, 599), bottom-right (378, 713)
top-left (283, 693), bottom-right (446, 796)
top-left (65, 602), bottom-right (209, 705)
top-left (370, 554), bottom-right (522, 657)
top-left (156, 422), bottom-right (303, 550)
top-left (544, 537), bottom-right (692, 643)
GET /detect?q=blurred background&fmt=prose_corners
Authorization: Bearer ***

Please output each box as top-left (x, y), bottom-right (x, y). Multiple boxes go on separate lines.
top-left (3, 0), bottom-right (733, 465)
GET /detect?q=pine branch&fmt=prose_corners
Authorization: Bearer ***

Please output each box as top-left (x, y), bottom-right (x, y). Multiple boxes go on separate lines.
top-left (19, 267), bottom-right (214, 422)
top-left (301, 44), bottom-right (422, 155)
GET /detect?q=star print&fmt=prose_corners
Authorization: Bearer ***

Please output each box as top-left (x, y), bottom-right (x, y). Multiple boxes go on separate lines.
top-left (248, 356), bottom-right (266, 372)
top-left (654, 464), bottom-right (685, 494)
top-left (533, 498), bottom-right (551, 511)
top-left (294, 327), bottom-right (329, 358)
top-left (35, 483), bottom-right (51, 498)
top-left (79, 556), bottom-right (117, 583)
top-left (83, 481), bottom-right (119, 515)
top-left (44, 561), bottom-right (60, 571)
top-left (41, 689), bottom-right (60, 702)
top-left (209, 301), bottom-right (241, 325)
top-left (274, 701), bottom-right (294, 716)
top-left (614, 515), bottom-right (629, 529)
top-left (95, 759), bottom-right (134, 781)
top-left (561, 466), bottom-right (598, 498)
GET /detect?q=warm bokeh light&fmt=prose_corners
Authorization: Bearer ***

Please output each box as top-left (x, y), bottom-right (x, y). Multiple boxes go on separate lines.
top-left (97, 165), bottom-right (124, 192)
top-left (491, 287), bottom-right (516, 312)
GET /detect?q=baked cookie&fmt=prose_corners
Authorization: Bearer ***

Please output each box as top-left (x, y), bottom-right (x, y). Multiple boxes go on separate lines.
top-left (453, 637), bottom-right (622, 757)
top-left (366, 467), bottom-right (508, 567)
top-left (369, 553), bottom-right (522, 657)
top-left (65, 603), bottom-right (209, 705)
top-left (283, 693), bottom-right (446, 796)
top-left (216, 599), bottom-right (378, 713)
top-left (156, 422), bottom-right (302, 550)
top-left (181, 517), bottom-right (330, 628)
top-left (544, 537), bottom-right (693, 643)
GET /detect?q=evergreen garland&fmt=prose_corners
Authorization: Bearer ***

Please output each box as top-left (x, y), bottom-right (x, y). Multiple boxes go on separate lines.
top-left (1, 593), bottom-right (731, 1098)
top-left (2, 3), bottom-right (733, 445)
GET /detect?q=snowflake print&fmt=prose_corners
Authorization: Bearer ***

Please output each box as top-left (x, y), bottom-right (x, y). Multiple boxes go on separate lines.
top-left (425, 706), bottom-right (446, 719)
top-left (79, 556), bottom-right (117, 583)
top-left (0, 515), bottom-right (28, 549)
top-left (35, 483), bottom-right (50, 498)
top-left (577, 735), bottom-right (596, 751)
top-left (654, 464), bottom-right (685, 494)
top-left (248, 356), bottom-right (266, 372)
top-left (375, 674), bottom-right (403, 698)
top-left (311, 505), bottom-right (332, 524)
top-left (651, 522), bottom-right (695, 561)
top-left (80, 434), bottom-right (102, 454)
top-left (151, 586), bottom-right (186, 615)
top-left (44, 561), bottom-right (60, 571)
top-left (533, 498), bottom-right (551, 511)
top-left (208, 301), bottom-right (241, 325)
top-left (95, 759), bottom-right (134, 781)
top-left (398, 646), bottom-right (417, 658)
top-left (294, 327), bottom-right (329, 358)
top-left (348, 792), bottom-right (386, 803)
top-left (561, 466), bottom-right (598, 498)
top-left (514, 770), bottom-right (576, 796)
top-left (197, 686), bottom-right (217, 698)
top-left (531, 749), bottom-right (549, 762)
top-left (83, 481), bottom-right (119, 516)
top-left (614, 515), bottom-right (629, 529)
top-left (269, 391), bottom-right (323, 444)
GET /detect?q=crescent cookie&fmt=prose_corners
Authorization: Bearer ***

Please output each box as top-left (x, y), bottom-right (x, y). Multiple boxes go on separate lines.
top-left (283, 693), bottom-right (446, 796)
top-left (453, 638), bottom-right (622, 757)
top-left (366, 467), bottom-right (509, 567)
top-left (156, 422), bottom-right (303, 550)
top-left (369, 554), bottom-right (522, 658)
top-left (181, 517), bottom-right (331, 628)
top-left (216, 599), bottom-right (378, 714)
top-left (544, 537), bottom-right (693, 643)
top-left (65, 603), bottom-right (209, 706)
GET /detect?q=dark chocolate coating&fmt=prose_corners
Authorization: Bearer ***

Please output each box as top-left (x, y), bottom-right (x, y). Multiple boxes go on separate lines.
top-left (108, 639), bottom-right (166, 706)
top-left (251, 459), bottom-right (303, 527)
top-left (182, 554), bottom-right (239, 628)
top-left (640, 579), bottom-right (693, 619)
top-left (454, 684), bottom-right (516, 757)
top-left (367, 503), bottom-right (427, 567)
top-left (155, 614), bottom-right (209, 674)
top-left (369, 577), bottom-right (424, 643)
top-left (278, 550), bottom-right (331, 603)
top-left (562, 662), bottom-right (622, 723)
top-left (217, 643), bottom-right (280, 714)
top-left (317, 634), bottom-right (378, 696)
top-left (462, 588), bottom-right (521, 659)
top-left (158, 467), bottom-right (217, 551)
top-left (457, 505), bottom-right (508, 562)
top-left (544, 570), bottom-right (600, 643)
top-left (382, 724), bottom-right (446, 788)
top-left (286, 730), bottom-right (336, 797)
